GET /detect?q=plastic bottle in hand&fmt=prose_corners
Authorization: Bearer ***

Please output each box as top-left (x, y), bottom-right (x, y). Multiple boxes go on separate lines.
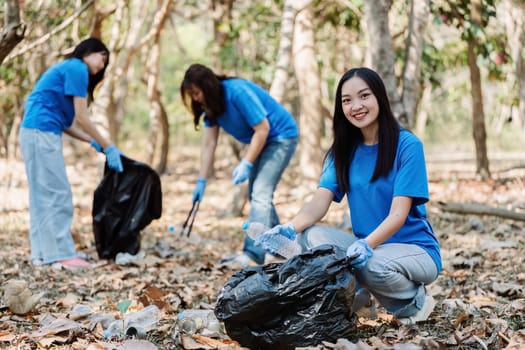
top-left (244, 221), bottom-right (269, 240)
top-left (244, 221), bottom-right (301, 259)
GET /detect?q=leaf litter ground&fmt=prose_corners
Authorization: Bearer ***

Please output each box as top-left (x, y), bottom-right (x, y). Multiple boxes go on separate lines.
top-left (1, 146), bottom-right (524, 349)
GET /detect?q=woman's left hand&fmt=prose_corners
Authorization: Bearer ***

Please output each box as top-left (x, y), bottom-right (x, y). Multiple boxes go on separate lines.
top-left (232, 159), bottom-right (253, 184)
top-left (346, 239), bottom-right (373, 268)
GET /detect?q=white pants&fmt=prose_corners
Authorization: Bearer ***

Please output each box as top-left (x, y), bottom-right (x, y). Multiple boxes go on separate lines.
top-left (19, 127), bottom-right (77, 264)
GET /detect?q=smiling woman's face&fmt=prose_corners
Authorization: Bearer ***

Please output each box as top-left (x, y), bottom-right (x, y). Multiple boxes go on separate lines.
top-left (341, 76), bottom-right (379, 138)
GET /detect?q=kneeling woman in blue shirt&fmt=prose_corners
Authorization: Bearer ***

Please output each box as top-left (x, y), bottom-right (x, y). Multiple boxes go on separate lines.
top-left (258, 67), bottom-right (441, 325)
top-left (19, 38), bottom-right (123, 268)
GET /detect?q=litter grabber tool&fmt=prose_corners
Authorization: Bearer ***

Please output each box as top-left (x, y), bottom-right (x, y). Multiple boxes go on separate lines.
top-left (180, 201), bottom-right (200, 237)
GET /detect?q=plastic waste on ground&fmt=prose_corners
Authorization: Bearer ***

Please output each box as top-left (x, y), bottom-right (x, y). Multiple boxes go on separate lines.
top-left (244, 221), bottom-right (302, 259)
top-left (104, 304), bottom-right (161, 339)
top-left (115, 251), bottom-right (146, 265)
top-left (177, 309), bottom-right (222, 334)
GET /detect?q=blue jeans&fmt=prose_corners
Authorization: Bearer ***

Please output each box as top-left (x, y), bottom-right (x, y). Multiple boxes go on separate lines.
top-left (299, 225), bottom-right (439, 317)
top-left (243, 137), bottom-right (297, 264)
top-left (19, 127), bottom-right (78, 264)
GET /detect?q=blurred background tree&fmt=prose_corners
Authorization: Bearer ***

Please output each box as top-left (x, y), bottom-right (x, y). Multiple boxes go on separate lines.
top-left (1, 0), bottom-right (524, 181)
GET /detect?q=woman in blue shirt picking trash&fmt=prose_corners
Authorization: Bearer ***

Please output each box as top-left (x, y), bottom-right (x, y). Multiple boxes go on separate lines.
top-left (180, 64), bottom-right (298, 266)
top-left (257, 67), bottom-right (441, 324)
top-left (19, 37), bottom-right (124, 268)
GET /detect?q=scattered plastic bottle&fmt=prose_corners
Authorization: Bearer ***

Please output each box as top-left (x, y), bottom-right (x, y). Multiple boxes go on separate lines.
top-left (104, 319), bottom-right (125, 339)
top-left (104, 304), bottom-right (161, 339)
top-left (125, 304), bottom-right (161, 331)
top-left (177, 309), bottom-right (222, 334)
top-left (244, 221), bottom-right (302, 259)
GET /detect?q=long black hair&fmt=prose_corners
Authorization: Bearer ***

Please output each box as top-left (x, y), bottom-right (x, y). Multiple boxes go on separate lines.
top-left (68, 37), bottom-right (110, 103)
top-left (327, 67), bottom-right (400, 193)
top-left (180, 64), bottom-right (231, 129)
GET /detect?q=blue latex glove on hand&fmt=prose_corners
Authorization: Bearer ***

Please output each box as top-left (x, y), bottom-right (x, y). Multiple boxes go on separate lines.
top-left (90, 139), bottom-right (103, 153)
top-left (254, 223), bottom-right (296, 252)
top-left (232, 159), bottom-right (253, 185)
top-left (103, 144), bottom-right (124, 172)
top-left (346, 239), bottom-right (373, 269)
top-left (262, 223), bottom-right (296, 240)
top-left (192, 178), bottom-right (207, 203)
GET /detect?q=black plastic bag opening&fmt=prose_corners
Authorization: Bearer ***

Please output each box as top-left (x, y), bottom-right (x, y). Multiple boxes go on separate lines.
top-left (215, 244), bottom-right (358, 350)
top-left (92, 156), bottom-right (162, 260)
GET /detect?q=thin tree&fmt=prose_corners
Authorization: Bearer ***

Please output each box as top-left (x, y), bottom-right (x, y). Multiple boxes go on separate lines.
top-left (0, 0), bottom-right (26, 64)
top-left (467, 0), bottom-right (490, 179)
top-left (363, 0), bottom-right (405, 122)
top-left (270, 0), bottom-right (311, 103)
top-left (500, 0), bottom-right (525, 128)
top-left (293, 3), bottom-right (323, 182)
top-left (401, 0), bottom-right (430, 129)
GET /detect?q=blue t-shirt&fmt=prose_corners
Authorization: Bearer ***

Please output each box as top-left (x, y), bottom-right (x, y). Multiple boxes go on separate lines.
top-left (319, 129), bottom-right (442, 272)
top-left (204, 78), bottom-right (298, 144)
top-left (22, 58), bottom-right (88, 134)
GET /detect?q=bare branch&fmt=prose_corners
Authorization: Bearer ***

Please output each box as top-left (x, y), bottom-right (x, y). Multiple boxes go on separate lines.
top-left (4, 0), bottom-right (94, 63)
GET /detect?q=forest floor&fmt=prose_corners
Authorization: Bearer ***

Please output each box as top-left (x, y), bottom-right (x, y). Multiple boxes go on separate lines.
top-left (1, 144), bottom-right (524, 350)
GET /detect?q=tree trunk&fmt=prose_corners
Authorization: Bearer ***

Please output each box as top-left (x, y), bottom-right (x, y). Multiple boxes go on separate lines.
top-left (90, 0), bottom-right (173, 144)
top-left (414, 84), bottom-right (431, 138)
top-left (363, 0), bottom-right (405, 123)
top-left (401, 0), bottom-right (429, 129)
top-left (142, 37), bottom-right (169, 174)
top-left (500, 0), bottom-right (525, 128)
top-left (0, 0), bottom-right (26, 65)
top-left (293, 5), bottom-right (323, 182)
top-left (210, 0), bottom-right (234, 68)
top-left (270, 0), bottom-right (311, 103)
top-left (468, 0), bottom-right (490, 179)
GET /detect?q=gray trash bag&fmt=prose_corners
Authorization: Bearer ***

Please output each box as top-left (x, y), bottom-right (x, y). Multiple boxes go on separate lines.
top-left (214, 244), bottom-right (357, 350)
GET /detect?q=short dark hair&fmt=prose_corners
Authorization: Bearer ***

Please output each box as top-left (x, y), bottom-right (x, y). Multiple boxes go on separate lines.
top-left (69, 37), bottom-right (110, 103)
top-left (327, 67), bottom-right (400, 193)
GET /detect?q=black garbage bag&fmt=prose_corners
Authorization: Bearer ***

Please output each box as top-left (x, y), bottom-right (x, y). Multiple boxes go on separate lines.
top-left (214, 244), bottom-right (357, 350)
top-left (92, 156), bottom-right (162, 259)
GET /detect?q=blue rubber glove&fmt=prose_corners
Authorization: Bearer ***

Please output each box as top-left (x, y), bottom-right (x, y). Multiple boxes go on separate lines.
top-left (261, 223), bottom-right (296, 240)
top-left (103, 144), bottom-right (124, 172)
top-left (90, 139), bottom-right (103, 153)
top-left (346, 239), bottom-right (373, 269)
top-left (192, 178), bottom-right (207, 203)
top-left (255, 223), bottom-right (298, 257)
top-left (232, 159), bottom-right (253, 185)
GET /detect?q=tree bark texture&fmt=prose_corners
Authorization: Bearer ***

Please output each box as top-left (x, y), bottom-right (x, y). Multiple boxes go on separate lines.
top-left (211, 0), bottom-right (234, 53)
top-left (144, 38), bottom-right (161, 169)
top-left (293, 5), bottom-right (323, 182)
top-left (90, 0), bottom-right (173, 143)
top-left (0, 0), bottom-right (26, 65)
top-left (500, 0), bottom-right (525, 128)
top-left (401, 0), bottom-right (429, 129)
top-left (438, 201), bottom-right (525, 221)
top-left (468, 0), bottom-right (490, 179)
top-left (270, 0), bottom-right (311, 103)
top-left (363, 0), bottom-right (405, 122)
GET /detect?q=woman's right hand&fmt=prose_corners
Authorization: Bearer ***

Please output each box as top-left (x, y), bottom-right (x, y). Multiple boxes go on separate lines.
top-left (192, 178), bottom-right (207, 203)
